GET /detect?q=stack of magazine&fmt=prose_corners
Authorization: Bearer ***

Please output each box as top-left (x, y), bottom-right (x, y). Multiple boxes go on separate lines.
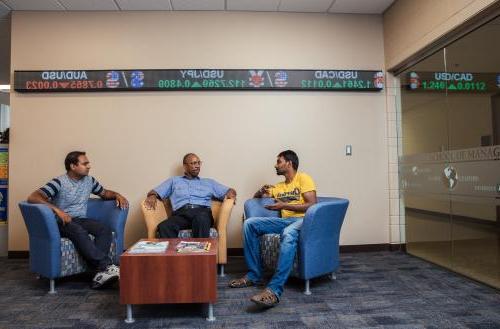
top-left (129, 241), bottom-right (169, 254)
top-left (176, 241), bottom-right (211, 253)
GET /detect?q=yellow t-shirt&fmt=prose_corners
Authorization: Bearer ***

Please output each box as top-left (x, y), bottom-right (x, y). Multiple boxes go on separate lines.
top-left (268, 172), bottom-right (316, 218)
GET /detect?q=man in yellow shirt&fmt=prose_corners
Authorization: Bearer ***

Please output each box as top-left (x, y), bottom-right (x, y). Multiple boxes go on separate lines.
top-left (229, 150), bottom-right (317, 308)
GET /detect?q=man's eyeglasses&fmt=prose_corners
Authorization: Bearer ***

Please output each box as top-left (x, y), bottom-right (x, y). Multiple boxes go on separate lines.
top-left (185, 161), bottom-right (202, 166)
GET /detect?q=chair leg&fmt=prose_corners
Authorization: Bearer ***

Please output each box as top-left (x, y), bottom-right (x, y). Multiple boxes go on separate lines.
top-left (219, 264), bottom-right (225, 277)
top-left (49, 279), bottom-right (56, 294)
top-left (330, 272), bottom-right (337, 280)
top-left (304, 279), bottom-right (311, 295)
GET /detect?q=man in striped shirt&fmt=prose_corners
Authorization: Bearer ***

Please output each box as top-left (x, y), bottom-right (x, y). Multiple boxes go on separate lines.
top-left (28, 151), bottom-right (129, 289)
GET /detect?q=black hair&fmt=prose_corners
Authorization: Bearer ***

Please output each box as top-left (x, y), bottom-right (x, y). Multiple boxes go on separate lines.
top-left (278, 150), bottom-right (299, 170)
top-left (182, 153), bottom-right (197, 164)
top-left (65, 151), bottom-right (86, 171)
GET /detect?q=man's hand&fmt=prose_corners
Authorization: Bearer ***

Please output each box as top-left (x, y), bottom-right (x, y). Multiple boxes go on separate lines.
top-left (144, 194), bottom-right (158, 210)
top-left (255, 184), bottom-right (274, 198)
top-left (225, 188), bottom-right (237, 200)
top-left (115, 194), bottom-right (129, 209)
top-left (54, 208), bottom-right (72, 225)
top-left (260, 184), bottom-right (274, 195)
top-left (264, 199), bottom-right (286, 210)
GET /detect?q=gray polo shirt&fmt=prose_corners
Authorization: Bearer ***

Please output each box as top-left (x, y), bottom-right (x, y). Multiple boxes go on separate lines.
top-left (40, 174), bottom-right (104, 218)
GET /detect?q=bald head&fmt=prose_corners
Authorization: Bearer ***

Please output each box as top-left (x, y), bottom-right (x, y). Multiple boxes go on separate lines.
top-left (183, 153), bottom-right (201, 178)
top-left (183, 153), bottom-right (198, 164)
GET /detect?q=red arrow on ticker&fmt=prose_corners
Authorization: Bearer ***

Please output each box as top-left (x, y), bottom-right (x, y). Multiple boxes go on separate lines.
top-left (59, 82), bottom-right (69, 88)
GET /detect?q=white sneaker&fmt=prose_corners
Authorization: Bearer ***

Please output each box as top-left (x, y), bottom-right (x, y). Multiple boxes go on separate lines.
top-left (106, 264), bottom-right (120, 278)
top-left (91, 264), bottom-right (120, 289)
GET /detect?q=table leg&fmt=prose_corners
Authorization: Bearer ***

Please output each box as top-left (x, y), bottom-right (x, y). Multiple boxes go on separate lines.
top-left (206, 303), bottom-right (216, 321)
top-left (125, 304), bottom-right (135, 324)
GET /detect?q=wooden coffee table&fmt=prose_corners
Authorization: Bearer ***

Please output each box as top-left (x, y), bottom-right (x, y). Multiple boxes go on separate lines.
top-left (120, 238), bottom-right (217, 323)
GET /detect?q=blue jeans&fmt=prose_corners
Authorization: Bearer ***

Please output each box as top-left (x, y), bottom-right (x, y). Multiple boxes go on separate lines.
top-left (243, 216), bottom-right (303, 297)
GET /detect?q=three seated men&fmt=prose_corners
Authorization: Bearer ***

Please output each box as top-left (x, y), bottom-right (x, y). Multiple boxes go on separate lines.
top-left (28, 150), bottom-right (316, 309)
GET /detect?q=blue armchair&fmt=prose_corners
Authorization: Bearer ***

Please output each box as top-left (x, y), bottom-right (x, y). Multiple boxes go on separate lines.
top-left (19, 199), bottom-right (128, 293)
top-left (243, 197), bottom-right (348, 295)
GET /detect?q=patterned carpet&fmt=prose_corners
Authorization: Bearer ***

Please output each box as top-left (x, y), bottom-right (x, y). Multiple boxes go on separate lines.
top-left (1, 251), bottom-right (500, 329)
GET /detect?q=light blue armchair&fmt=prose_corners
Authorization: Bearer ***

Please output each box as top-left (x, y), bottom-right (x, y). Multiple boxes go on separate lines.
top-left (19, 199), bottom-right (128, 293)
top-left (243, 197), bottom-right (349, 295)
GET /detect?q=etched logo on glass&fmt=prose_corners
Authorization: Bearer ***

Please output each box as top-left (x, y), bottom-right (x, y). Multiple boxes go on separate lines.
top-left (443, 166), bottom-right (458, 189)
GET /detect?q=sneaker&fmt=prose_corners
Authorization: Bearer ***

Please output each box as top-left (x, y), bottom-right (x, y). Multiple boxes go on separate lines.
top-left (106, 264), bottom-right (120, 278)
top-left (91, 264), bottom-right (120, 289)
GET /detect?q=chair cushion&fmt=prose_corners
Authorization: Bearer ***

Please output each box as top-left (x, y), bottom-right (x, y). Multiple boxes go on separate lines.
top-left (260, 233), bottom-right (299, 277)
top-left (60, 232), bottom-right (117, 277)
top-left (178, 227), bottom-right (218, 239)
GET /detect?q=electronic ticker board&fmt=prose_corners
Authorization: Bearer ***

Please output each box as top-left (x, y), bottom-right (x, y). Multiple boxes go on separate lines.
top-left (405, 71), bottom-right (500, 93)
top-left (14, 69), bottom-right (385, 93)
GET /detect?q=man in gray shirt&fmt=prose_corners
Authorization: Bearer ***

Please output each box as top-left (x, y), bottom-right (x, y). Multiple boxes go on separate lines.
top-left (28, 151), bottom-right (129, 289)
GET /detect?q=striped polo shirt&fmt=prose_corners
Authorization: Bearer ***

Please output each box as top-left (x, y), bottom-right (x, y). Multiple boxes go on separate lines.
top-left (40, 174), bottom-right (104, 218)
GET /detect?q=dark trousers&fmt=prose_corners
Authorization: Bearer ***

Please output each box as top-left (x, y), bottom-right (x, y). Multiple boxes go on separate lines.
top-left (57, 217), bottom-right (112, 271)
top-left (157, 207), bottom-right (213, 238)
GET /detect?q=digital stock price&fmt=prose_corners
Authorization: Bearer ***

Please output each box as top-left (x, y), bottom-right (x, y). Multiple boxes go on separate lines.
top-left (14, 69), bottom-right (385, 93)
top-left (406, 71), bottom-right (500, 93)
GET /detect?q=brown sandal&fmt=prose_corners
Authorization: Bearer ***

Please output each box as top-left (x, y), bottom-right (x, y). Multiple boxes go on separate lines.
top-left (228, 276), bottom-right (255, 288)
top-left (250, 288), bottom-right (279, 308)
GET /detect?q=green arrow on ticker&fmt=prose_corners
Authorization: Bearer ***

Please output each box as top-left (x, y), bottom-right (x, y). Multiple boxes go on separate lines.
top-left (447, 84), bottom-right (457, 90)
top-left (191, 82), bottom-right (201, 88)
top-left (334, 82), bottom-right (341, 88)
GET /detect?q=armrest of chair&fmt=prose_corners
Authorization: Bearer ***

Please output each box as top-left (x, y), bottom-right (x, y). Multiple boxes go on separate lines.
top-left (298, 197), bottom-right (349, 278)
top-left (18, 201), bottom-right (62, 278)
top-left (87, 199), bottom-right (129, 257)
top-left (19, 202), bottom-right (61, 240)
top-left (141, 199), bottom-right (167, 239)
top-left (214, 198), bottom-right (234, 264)
top-left (243, 198), bottom-right (280, 219)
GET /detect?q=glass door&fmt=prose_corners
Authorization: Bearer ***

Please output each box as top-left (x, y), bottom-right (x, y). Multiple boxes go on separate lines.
top-left (444, 16), bottom-right (500, 288)
top-left (400, 49), bottom-right (453, 269)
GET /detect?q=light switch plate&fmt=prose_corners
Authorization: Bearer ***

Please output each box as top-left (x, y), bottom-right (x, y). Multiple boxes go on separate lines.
top-left (346, 145), bottom-right (352, 156)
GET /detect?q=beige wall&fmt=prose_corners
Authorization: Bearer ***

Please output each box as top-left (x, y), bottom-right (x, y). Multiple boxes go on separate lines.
top-left (383, 0), bottom-right (499, 70)
top-left (8, 11), bottom-right (389, 251)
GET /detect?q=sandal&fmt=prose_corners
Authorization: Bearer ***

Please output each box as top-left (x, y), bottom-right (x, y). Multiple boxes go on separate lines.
top-left (228, 276), bottom-right (255, 288)
top-left (250, 288), bottom-right (280, 308)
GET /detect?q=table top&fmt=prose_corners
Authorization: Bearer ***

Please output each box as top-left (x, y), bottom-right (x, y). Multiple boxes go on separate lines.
top-left (122, 237), bottom-right (218, 257)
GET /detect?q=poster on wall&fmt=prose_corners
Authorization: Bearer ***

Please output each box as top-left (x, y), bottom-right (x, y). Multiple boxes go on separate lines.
top-left (0, 146), bottom-right (7, 222)
top-left (0, 186), bottom-right (6, 222)
top-left (0, 146), bottom-right (7, 186)
top-left (14, 69), bottom-right (385, 92)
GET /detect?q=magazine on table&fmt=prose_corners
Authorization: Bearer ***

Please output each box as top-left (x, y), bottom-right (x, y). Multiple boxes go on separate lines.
top-left (128, 241), bottom-right (169, 254)
top-left (176, 241), bottom-right (211, 253)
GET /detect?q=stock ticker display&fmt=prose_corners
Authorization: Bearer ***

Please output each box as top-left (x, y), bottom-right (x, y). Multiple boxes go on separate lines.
top-left (406, 71), bottom-right (500, 93)
top-left (14, 69), bottom-right (385, 93)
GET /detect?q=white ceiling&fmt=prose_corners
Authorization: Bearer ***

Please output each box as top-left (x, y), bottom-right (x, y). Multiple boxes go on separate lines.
top-left (0, 0), bottom-right (395, 16)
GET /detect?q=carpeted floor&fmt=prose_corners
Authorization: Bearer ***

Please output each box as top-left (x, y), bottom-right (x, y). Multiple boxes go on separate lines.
top-left (1, 251), bottom-right (500, 328)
